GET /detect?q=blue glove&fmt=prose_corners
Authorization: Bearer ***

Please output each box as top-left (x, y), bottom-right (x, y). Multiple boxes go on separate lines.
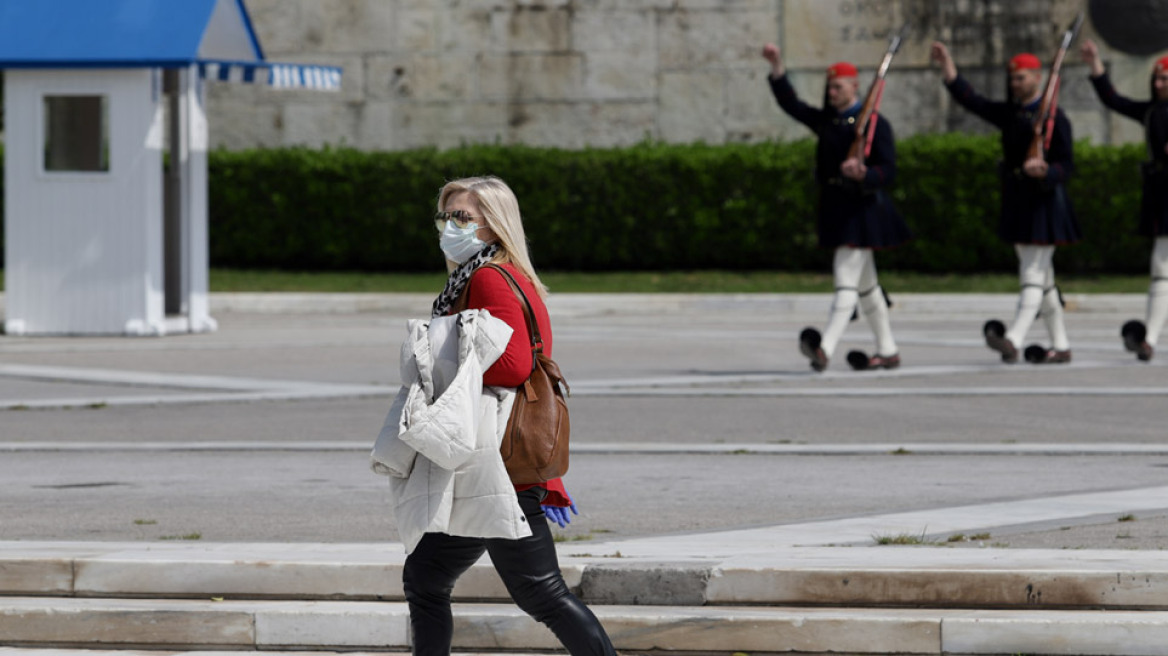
top-left (542, 493), bottom-right (578, 529)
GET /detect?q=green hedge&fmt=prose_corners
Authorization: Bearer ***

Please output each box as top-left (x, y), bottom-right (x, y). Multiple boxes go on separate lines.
top-left (0, 137), bottom-right (1153, 273)
top-left (206, 136), bottom-right (1150, 274)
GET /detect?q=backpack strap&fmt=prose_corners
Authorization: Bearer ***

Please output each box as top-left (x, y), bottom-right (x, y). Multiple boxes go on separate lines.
top-left (483, 264), bottom-right (542, 375)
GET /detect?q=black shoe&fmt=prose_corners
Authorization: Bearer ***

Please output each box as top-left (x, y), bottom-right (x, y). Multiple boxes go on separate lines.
top-left (1121, 320), bottom-right (1146, 352)
top-left (799, 327), bottom-right (829, 372)
top-left (983, 319), bottom-right (1018, 364)
top-left (1024, 344), bottom-right (1047, 363)
top-left (1121, 320), bottom-right (1153, 361)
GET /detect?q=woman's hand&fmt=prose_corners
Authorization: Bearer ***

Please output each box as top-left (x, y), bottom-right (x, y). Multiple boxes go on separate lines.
top-left (542, 492), bottom-right (578, 528)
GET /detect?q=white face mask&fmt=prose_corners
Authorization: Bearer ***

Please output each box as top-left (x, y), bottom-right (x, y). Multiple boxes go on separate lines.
top-left (439, 220), bottom-right (486, 264)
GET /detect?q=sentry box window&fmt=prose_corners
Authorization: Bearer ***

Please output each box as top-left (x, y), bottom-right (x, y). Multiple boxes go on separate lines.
top-left (43, 95), bottom-right (109, 173)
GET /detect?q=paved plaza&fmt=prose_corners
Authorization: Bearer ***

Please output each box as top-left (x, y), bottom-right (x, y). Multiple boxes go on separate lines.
top-left (1, 292), bottom-right (1165, 550)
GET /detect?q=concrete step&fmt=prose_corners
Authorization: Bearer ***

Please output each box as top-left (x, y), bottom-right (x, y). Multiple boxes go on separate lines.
top-left (4, 542), bottom-right (1168, 610)
top-left (3, 596), bottom-right (1168, 656)
top-left (0, 652), bottom-right (558, 656)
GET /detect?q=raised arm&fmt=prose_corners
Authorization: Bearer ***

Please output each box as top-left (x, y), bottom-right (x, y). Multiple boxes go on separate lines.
top-left (762, 43), bottom-right (822, 130)
top-left (930, 41), bottom-right (958, 83)
top-left (931, 41), bottom-right (1011, 129)
top-left (1081, 39), bottom-right (1147, 122)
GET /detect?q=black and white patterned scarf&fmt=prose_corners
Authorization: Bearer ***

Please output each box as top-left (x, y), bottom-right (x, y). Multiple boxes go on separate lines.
top-left (431, 243), bottom-right (502, 318)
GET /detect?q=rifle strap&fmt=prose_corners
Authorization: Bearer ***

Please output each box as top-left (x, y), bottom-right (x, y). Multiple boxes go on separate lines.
top-left (1043, 78), bottom-right (1061, 153)
top-left (864, 79), bottom-right (886, 158)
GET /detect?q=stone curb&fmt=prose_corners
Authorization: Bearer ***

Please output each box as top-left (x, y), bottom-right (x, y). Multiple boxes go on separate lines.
top-left (2, 597), bottom-right (1168, 655)
top-left (0, 652), bottom-right (554, 656)
top-left (0, 652), bottom-right (556, 656)
top-left (6, 292), bottom-right (1137, 318)
top-left (6, 441), bottom-right (1168, 456)
top-left (4, 543), bottom-right (1168, 610)
top-left (198, 292), bottom-right (1146, 317)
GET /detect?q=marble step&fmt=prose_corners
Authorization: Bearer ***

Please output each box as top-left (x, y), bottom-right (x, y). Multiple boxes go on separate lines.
top-left (3, 597), bottom-right (1168, 655)
top-left (0, 652), bottom-right (555, 656)
top-left (4, 542), bottom-right (1168, 610)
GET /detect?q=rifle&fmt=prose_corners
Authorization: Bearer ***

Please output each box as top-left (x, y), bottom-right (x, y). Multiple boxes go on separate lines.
top-left (847, 22), bottom-right (909, 161)
top-left (1027, 12), bottom-right (1085, 161)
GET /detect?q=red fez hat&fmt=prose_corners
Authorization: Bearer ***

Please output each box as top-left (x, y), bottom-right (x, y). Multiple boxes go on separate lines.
top-left (1009, 53), bottom-right (1042, 71)
top-left (826, 61), bottom-right (858, 79)
top-left (1156, 56), bottom-right (1168, 74)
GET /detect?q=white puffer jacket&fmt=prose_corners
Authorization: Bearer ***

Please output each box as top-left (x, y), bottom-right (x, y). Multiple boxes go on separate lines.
top-left (370, 309), bottom-right (531, 554)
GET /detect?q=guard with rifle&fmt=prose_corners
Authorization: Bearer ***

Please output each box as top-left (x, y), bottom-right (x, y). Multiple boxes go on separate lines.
top-left (931, 15), bottom-right (1084, 365)
top-left (762, 31), bottom-right (912, 373)
top-left (1082, 40), bottom-right (1168, 362)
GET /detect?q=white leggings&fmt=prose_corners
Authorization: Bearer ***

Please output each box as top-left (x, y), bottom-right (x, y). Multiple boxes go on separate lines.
top-left (820, 247), bottom-right (897, 357)
top-left (1146, 236), bottom-right (1168, 346)
top-left (1006, 244), bottom-right (1069, 351)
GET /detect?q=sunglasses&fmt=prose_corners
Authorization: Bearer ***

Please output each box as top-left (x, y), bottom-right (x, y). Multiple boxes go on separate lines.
top-left (434, 210), bottom-right (480, 231)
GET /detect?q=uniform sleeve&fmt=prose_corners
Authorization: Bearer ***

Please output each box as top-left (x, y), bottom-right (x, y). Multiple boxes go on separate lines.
top-left (768, 73), bottom-right (824, 132)
top-left (862, 115), bottom-right (896, 189)
top-left (1089, 72), bottom-right (1148, 122)
top-left (1043, 111), bottom-right (1074, 186)
top-left (945, 75), bottom-right (1010, 129)
top-left (466, 268), bottom-right (534, 388)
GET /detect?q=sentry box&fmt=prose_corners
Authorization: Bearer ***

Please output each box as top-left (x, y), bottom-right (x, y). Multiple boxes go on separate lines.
top-left (0, 0), bottom-right (340, 335)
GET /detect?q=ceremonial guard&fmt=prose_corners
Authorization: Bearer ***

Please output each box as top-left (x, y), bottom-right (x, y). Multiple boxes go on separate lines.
top-left (931, 38), bottom-right (1081, 364)
top-left (762, 42), bottom-right (912, 372)
top-left (1082, 40), bottom-right (1168, 362)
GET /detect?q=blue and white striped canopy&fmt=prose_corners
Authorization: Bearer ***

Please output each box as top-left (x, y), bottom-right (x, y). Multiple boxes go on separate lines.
top-left (198, 61), bottom-right (343, 91)
top-left (0, 0), bottom-right (342, 92)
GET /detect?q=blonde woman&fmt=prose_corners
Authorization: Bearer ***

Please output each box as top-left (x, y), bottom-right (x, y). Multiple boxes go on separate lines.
top-left (404, 176), bottom-right (616, 656)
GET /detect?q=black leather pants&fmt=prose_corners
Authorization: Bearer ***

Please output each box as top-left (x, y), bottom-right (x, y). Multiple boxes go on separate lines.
top-left (402, 487), bottom-right (617, 656)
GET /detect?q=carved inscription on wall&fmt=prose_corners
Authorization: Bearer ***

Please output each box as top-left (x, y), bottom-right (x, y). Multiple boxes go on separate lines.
top-left (783, 0), bottom-right (900, 70)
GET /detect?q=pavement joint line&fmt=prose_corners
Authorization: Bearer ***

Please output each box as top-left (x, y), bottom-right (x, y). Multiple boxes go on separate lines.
top-left (573, 386), bottom-right (1168, 397)
top-left (558, 485), bottom-right (1168, 558)
top-left (3, 442), bottom-right (1166, 455)
top-left (0, 364), bottom-right (371, 392)
top-left (571, 358), bottom-right (1152, 388)
top-left (2, 485), bottom-right (1163, 563)
top-left (0, 387), bottom-right (394, 410)
top-left (4, 359), bottom-right (1166, 409)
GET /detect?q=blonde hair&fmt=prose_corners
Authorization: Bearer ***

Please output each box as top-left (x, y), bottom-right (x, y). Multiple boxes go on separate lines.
top-left (437, 176), bottom-right (548, 298)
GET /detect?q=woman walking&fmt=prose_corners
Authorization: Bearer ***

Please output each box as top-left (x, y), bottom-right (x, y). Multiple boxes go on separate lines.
top-left (375, 176), bottom-right (616, 656)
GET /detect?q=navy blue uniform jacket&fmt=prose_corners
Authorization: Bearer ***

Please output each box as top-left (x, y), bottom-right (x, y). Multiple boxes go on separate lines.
top-left (768, 74), bottom-right (911, 250)
top-left (1090, 72), bottom-right (1168, 237)
top-left (945, 75), bottom-right (1081, 245)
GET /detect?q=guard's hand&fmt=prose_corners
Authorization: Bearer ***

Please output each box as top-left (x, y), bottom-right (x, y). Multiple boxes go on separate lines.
top-left (761, 43), bottom-right (781, 65)
top-left (840, 157), bottom-right (867, 181)
top-left (1023, 157), bottom-right (1049, 179)
top-left (541, 494), bottom-right (578, 529)
top-left (930, 41), bottom-right (957, 82)
top-left (1080, 39), bottom-right (1099, 63)
top-left (1081, 39), bottom-right (1105, 77)
top-left (929, 41), bottom-right (950, 65)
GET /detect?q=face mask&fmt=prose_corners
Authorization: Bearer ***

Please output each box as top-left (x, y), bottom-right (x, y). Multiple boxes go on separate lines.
top-left (439, 220), bottom-right (486, 264)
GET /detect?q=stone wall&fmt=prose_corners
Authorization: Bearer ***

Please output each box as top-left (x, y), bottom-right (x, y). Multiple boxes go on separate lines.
top-left (206, 0), bottom-right (1168, 150)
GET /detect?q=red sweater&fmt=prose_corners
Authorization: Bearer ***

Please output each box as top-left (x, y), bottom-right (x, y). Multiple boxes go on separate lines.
top-left (463, 264), bottom-right (570, 507)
